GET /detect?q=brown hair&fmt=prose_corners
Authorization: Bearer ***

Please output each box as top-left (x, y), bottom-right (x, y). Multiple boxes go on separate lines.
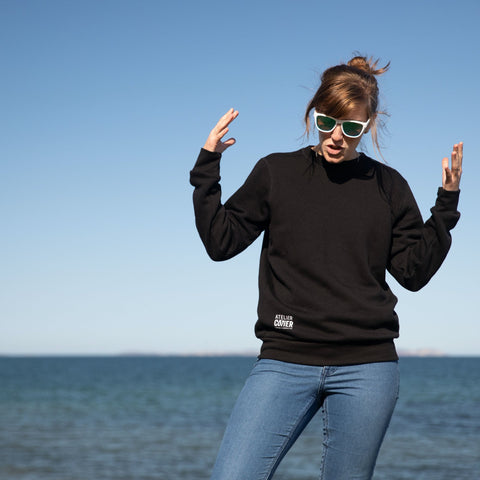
top-left (305, 55), bottom-right (390, 156)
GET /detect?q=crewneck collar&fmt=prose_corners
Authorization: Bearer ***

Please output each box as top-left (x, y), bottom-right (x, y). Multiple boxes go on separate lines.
top-left (307, 146), bottom-right (368, 183)
top-left (312, 147), bottom-right (360, 166)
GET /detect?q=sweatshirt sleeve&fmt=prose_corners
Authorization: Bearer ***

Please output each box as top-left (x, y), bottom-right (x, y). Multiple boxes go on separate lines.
top-left (189, 148), bottom-right (270, 261)
top-left (388, 177), bottom-right (460, 292)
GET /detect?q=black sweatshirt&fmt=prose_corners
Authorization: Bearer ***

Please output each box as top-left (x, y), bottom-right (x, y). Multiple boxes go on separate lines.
top-left (190, 146), bottom-right (460, 366)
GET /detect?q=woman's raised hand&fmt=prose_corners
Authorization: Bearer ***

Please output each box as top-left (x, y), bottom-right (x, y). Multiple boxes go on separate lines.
top-left (203, 108), bottom-right (239, 153)
top-left (442, 142), bottom-right (463, 191)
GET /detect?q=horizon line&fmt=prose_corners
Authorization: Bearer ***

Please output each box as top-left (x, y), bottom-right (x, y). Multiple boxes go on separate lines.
top-left (0, 349), bottom-right (479, 358)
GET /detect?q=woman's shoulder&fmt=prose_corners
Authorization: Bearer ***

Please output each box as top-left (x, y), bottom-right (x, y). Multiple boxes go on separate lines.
top-left (261, 146), bottom-right (314, 162)
top-left (258, 147), bottom-right (315, 174)
top-left (361, 153), bottom-right (408, 185)
top-left (360, 154), bottom-right (414, 209)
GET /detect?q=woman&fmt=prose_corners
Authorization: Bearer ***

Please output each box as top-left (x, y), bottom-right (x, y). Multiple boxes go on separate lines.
top-left (189, 56), bottom-right (463, 480)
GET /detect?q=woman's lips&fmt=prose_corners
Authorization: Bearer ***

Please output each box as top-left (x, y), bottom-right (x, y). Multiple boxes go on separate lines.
top-left (326, 144), bottom-right (343, 155)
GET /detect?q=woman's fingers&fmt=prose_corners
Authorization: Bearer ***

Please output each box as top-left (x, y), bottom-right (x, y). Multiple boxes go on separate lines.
top-left (213, 109), bottom-right (238, 137)
top-left (442, 142), bottom-right (463, 191)
top-left (223, 137), bottom-right (236, 147)
top-left (203, 108), bottom-right (239, 153)
top-left (219, 108), bottom-right (238, 128)
top-left (452, 142), bottom-right (463, 170)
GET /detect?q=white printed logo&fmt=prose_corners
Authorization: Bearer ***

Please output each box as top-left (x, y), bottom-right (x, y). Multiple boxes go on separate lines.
top-left (274, 314), bottom-right (294, 330)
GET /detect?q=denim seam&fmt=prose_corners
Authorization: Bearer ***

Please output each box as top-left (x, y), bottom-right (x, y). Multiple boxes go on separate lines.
top-left (319, 401), bottom-right (329, 480)
top-left (263, 394), bottom-right (319, 480)
top-left (318, 367), bottom-right (329, 480)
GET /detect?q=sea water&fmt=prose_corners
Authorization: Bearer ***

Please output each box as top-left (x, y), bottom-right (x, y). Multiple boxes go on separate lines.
top-left (0, 356), bottom-right (479, 479)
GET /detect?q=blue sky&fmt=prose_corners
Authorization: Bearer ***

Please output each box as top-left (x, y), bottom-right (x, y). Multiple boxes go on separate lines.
top-left (1, 0), bottom-right (479, 356)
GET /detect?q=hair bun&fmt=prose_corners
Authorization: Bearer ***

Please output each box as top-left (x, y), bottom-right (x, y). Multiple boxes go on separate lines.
top-left (347, 56), bottom-right (390, 76)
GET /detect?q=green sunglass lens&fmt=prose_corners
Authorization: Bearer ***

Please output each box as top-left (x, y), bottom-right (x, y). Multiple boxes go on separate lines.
top-left (316, 115), bottom-right (336, 131)
top-left (343, 122), bottom-right (363, 137)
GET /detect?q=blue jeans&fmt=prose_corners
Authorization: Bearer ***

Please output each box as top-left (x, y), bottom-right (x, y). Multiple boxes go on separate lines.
top-left (211, 359), bottom-right (399, 480)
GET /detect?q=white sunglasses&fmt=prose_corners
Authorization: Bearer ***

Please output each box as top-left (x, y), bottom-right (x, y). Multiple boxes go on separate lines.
top-left (314, 112), bottom-right (370, 139)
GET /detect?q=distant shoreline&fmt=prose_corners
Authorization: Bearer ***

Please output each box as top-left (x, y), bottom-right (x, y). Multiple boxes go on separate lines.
top-left (0, 350), bottom-right (478, 358)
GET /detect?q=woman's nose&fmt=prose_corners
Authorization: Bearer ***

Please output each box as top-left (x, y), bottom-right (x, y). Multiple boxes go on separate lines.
top-left (331, 125), bottom-right (343, 141)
